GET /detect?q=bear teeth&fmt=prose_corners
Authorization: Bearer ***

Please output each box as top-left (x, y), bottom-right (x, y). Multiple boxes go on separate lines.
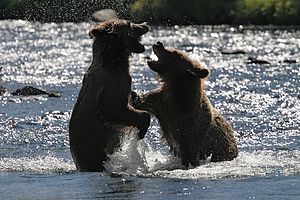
top-left (150, 52), bottom-right (159, 62)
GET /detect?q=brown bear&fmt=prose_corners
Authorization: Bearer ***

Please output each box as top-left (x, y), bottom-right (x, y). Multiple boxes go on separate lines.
top-left (69, 20), bottom-right (151, 172)
top-left (132, 42), bottom-right (238, 167)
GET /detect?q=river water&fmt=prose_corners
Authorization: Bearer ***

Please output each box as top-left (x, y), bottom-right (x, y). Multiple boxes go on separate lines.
top-left (0, 20), bottom-right (299, 199)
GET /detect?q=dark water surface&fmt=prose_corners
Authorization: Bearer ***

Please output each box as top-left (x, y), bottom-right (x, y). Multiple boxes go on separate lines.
top-left (0, 20), bottom-right (300, 199)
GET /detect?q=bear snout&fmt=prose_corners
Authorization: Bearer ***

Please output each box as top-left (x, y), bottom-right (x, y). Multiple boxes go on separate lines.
top-left (152, 41), bottom-right (165, 58)
top-left (131, 22), bottom-right (150, 37)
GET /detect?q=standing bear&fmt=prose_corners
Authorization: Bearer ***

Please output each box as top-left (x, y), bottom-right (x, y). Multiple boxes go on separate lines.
top-left (69, 20), bottom-right (151, 172)
top-left (132, 42), bottom-right (238, 167)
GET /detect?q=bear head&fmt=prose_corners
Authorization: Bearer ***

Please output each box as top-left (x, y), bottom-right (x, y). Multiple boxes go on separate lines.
top-left (89, 19), bottom-right (150, 53)
top-left (147, 42), bottom-right (210, 81)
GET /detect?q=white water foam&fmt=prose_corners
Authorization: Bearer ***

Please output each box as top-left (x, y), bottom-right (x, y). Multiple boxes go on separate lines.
top-left (1, 128), bottom-right (299, 179)
top-left (105, 128), bottom-right (182, 175)
top-left (105, 129), bottom-right (300, 179)
top-left (151, 151), bottom-right (300, 179)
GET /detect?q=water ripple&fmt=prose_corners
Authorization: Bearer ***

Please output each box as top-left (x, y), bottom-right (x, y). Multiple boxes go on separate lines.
top-left (1, 21), bottom-right (299, 177)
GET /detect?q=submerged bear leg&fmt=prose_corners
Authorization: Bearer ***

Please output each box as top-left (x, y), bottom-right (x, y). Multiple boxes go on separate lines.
top-left (70, 138), bottom-right (107, 172)
top-left (179, 140), bottom-right (200, 167)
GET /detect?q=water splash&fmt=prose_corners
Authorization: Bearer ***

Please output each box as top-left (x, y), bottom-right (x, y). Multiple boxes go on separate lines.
top-left (104, 128), bottom-right (300, 179)
top-left (1, 21), bottom-right (300, 181)
top-left (105, 127), bottom-right (175, 175)
top-left (150, 150), bottom-right (300, 179)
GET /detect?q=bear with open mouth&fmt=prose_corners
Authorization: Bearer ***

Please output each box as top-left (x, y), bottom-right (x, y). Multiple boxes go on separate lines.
top-left (69, 20), bottom-right (151, 172)
top-left (132, 42), bottom-right (238, 167)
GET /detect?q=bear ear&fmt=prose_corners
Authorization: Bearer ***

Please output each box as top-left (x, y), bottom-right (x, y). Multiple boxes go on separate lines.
top-left (187, 67), bottom-right (209, 78)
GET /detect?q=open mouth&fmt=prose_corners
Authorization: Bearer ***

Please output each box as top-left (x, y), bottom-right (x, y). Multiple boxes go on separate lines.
top-left (147, 42), bottom-right (165, 70)
top-left (134, 38), bottom-right (146, 53)
top-left (129, 36), bottom-right (145, 53)
top-left (129, 23), bottom-right (150, 53)
top-left (153, 41), bottom-right (164, 57)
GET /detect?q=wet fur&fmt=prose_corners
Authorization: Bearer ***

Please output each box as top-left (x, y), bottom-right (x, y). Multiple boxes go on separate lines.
top-left (69, 20), bottom-right (150, 172)
top-left (132, 43), bottom-right (238, 167)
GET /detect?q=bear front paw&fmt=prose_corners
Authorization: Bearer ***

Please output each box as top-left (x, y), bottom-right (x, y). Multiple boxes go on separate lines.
top-left (130, 91), bottom-right (142, 109)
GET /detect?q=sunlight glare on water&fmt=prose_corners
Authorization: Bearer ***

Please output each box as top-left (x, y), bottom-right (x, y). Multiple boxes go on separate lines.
top-left (0, 21), bottom-right (300, 182)
top-left (1, 20), bottom-right (92, 85)
top-left (0, 156), bottom-right (75, 172)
